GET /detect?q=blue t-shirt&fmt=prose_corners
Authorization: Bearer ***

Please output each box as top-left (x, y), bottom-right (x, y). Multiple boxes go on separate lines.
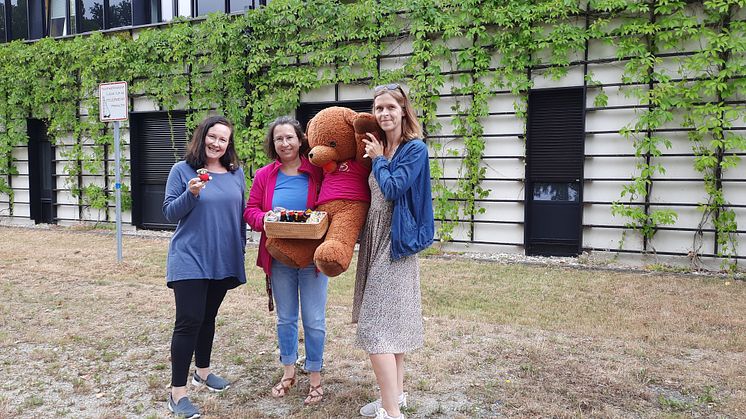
top-left (163, 161), bottom-right (247, 285)
top-left (272, 171), bottom-right (310, 211)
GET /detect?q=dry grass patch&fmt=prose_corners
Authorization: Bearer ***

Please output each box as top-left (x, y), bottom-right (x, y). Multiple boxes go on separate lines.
top-left (1, 225), bottom-right (745, 418)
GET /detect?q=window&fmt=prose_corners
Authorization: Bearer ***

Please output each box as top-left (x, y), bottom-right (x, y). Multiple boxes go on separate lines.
top-left (79, 0), bottom-right (103, 32)
top-left (0, 2), bottom-right (6, 42)
top-left (196, 0), bottom-right (221, 16)
top-left (47, 0), bottom-right (74, 36)
top-left (6, 0), bottom-right (29, 40)
top-left (532, 182), bottom-right (579, 202)
top-left (107, 0), bottom-right (131, 28)
top-left (229, 0), bottom-right (251, 13)
top-left (47, 0), bottom-right (135, 36)
top-left (160, 0), bottom-right (172, 21)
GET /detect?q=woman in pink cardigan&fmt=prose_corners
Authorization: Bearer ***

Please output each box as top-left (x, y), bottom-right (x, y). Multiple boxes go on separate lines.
top-left (243, 116), bottom-right (327, 405)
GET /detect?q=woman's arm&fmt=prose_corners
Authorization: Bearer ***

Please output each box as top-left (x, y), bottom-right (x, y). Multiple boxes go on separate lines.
top-left (373, 141), bottom-right (429, 201)
top-left (244, 169), bottom-right (269, 232)
top-left (162, 163), bottom-right (199, 223)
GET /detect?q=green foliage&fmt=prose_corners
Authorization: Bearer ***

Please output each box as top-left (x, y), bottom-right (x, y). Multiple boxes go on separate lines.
top-left (0, 0), bottom-right (743, 264)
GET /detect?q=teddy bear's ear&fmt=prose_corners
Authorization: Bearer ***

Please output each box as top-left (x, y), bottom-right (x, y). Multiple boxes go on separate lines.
top-left (353, 113), bottom-right (381, 166)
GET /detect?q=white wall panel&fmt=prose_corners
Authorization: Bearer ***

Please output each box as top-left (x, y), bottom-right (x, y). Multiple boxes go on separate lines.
top-left (587, 38), bottom-right (618, 61)
top-left (10, 203), bottom-right (30, 217)
top-left (473, 223), bottom-right (523, 244)
top-left (582, 204), bottom-right (625, 226)
top-left (485, 93), bottom-right (520, 114)
top-left (584, 133), bottom-right (632, 155)
top-left (584, 156), bottom-right (638, 178)
top-left (480, 180), bottom-right (524, 200)
top-left (583, 227), bottom-right (635, 251)
top-left (480, 114), bottom-right (524, 135)
top-left (587, 85), bottom-right (639, 107)
top-left (11, 146), bottom-right (26, 160)
top-left (382, 37), bottom-right (413, 56)
top-left (583, 180), bottom-right (640, 202)
top-left (301, 85), bottom-right (336, 103)
top-left (132, 97), bottom-right (159, 112)
top-left (652, 229), bottom-right (715, 255)
top-left (474, 202), bottom-right (524, 222)
top-left (586, 108), bottom-right (638, 132)
top-left (483, 158), bottom-right (524, 179)
top-left (12, 190), bottom-right (29, 204)
top-left (586, 62), bottom-right (626, 84)
top-left (648, 181), bottom-right (707, 204)
top-left (337, 84), bottom-right (371, 101)
top-left (14, 161), bottom-right (29, 176)
top-left (531, 66), bottom-right (585, 89)
top-left (652, 156), bottom-right (704, 178)
top-left (722, 183), bottom-right (746, 204)
top-left (484, 136), bottom-right (523, 156)
top-left (659, 206), bottom-right (709, 229)
top-left (12, 174), bottom-right (29, 189)
top-left (436, 96), bottom-right (468, 115)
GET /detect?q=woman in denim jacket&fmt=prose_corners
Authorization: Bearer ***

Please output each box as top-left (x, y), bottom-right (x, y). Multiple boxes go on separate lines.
top-left (354, 83), bottom-right (434, 419)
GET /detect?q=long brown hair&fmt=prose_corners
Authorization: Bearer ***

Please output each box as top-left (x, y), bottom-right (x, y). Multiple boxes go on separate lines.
top-left (372, 84), bottom-right (424, 143)
top-left (264, 116), bottom-right (310, 161)
top-left (185, 115), bottom-right (239, 172)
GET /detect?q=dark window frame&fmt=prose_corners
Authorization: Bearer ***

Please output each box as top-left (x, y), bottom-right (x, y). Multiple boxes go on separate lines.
top-left (3, 0), bottom-right (30, 41)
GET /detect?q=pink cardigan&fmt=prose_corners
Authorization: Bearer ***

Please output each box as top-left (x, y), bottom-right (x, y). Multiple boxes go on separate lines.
top-left (243, 158), bottom-right (323, 277)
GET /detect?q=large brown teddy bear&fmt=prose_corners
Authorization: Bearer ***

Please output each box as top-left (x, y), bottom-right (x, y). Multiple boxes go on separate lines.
top-left (266, 107), bottom-right (382, 277)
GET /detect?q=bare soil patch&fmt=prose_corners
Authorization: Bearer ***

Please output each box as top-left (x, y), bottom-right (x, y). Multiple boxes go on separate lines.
top-left (1, 226), bottom-right (745, 418)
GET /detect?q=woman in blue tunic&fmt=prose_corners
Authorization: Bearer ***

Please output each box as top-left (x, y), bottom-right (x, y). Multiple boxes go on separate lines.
top-left (162, 115), bottom-right (246, 419)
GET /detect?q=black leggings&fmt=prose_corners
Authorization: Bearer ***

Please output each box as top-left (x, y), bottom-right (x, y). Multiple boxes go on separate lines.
top-left (170, 279), bottom-right (230, 387)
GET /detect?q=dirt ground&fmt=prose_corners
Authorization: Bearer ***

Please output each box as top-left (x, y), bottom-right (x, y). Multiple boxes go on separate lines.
top-left (1, 225), bottom-right (745, 418)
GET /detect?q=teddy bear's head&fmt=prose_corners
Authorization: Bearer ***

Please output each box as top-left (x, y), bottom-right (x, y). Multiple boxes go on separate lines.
top-left (306, 106), bottom-right (381, 173)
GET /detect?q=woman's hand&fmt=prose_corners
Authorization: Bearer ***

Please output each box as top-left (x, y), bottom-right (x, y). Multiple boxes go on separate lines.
top-left (188, 177), bottom-right (206, 197)
top-left (363, 133), bottom-right (384, 160)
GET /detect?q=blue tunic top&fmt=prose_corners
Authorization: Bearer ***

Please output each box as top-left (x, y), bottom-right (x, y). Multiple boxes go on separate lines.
top-left (163, 161), bottom-right (247, 286)
top-left (272, 171), bottom-right (310, 211)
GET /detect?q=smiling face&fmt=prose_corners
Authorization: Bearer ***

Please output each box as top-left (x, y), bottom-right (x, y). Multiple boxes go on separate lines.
top-left (204, 123), bottom-right (232, 163)
top-left (373, 92), bottom-right (404, 139)
top-left (272, 124), bottom-right (301, 164)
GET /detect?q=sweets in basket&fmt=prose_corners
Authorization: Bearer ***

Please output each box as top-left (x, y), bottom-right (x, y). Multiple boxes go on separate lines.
top-left (264, 207), bottom-right (329, 239)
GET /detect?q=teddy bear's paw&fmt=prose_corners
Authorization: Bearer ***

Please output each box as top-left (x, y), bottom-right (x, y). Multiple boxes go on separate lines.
top-left (316, 260), bottom-right (345, 278)
top-left (314, 240), bottom-right (353, 277)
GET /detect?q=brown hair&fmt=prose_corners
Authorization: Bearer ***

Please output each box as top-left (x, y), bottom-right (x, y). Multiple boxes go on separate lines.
top-left (372, 85), bottom-right (424, 143)
top-left (185, 115), bottom-right (239, 172)
top-left (263, 116), bottom-right (310, 161)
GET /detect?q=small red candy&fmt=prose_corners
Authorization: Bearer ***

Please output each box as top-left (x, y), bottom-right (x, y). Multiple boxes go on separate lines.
top-left (199, 173), bottom-right (210, 182)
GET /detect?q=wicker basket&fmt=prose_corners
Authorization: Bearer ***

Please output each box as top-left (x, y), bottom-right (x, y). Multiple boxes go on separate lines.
top-left (264, 211), bottom-right (329, 239)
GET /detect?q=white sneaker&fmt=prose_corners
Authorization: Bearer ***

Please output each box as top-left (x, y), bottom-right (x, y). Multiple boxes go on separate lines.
top-left (360, 392), bottom-right (407, 417)
top-left (374, 407), bottom-right (405, 419)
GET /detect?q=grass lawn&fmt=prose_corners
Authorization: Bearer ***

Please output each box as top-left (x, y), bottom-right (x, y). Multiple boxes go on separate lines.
top-left (1, 225), bottom-right (745, 418)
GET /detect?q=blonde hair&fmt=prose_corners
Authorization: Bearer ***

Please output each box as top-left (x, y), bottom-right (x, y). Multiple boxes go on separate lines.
top-left (373, 86), bottom-right (423, 142)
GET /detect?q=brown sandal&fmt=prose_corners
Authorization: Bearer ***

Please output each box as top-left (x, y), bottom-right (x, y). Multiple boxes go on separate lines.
top-left (304, 384), bottom-right (323, 405)
top-left (271, 376), bottom-right (296, 398)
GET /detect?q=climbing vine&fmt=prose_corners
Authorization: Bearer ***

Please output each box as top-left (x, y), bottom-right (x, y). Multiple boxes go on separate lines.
top-left (0, 0), bottom-right (743, 267)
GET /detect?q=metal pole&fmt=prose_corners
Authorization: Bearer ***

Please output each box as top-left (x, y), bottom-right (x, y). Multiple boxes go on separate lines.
top-left (114, 121), bottom-right (123, 262)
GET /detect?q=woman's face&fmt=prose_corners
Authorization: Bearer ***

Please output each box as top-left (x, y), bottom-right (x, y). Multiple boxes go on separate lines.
top-left (373, 93), bottom-right (404, 135)
top-left (272, 124), bottom-right (301, 163)
top-left (204, 123), bottom-right (232, 161)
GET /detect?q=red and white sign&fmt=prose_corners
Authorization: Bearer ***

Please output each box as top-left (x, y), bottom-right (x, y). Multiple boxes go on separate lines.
top-left (99, 81), bottom-right (129, 122)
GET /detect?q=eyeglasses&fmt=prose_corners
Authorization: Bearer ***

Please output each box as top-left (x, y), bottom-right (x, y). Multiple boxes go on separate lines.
top-left (374, 83), bottom-right (403, 93)
top-left (273, 135), bottom-right (298, 144)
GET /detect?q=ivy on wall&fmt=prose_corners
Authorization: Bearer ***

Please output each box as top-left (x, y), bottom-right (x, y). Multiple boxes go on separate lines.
top-left (0, 0), bottom-right (743, 268)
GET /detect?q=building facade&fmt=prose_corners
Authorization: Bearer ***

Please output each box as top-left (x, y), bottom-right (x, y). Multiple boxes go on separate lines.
top-left (1, 1), bottom-right (744, 269)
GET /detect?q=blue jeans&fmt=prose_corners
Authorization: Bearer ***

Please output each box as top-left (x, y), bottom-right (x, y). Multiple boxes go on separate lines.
top-left (270, 260), bottom-right (328, 372)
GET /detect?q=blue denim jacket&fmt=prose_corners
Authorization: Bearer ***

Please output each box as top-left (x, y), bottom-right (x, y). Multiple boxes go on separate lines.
top-left (372, 139), bottom-right (435, 260)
